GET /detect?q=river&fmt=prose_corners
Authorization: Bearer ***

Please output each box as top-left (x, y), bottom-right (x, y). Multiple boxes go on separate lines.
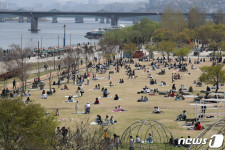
top-left (0, 17), bottom-right (133, 49)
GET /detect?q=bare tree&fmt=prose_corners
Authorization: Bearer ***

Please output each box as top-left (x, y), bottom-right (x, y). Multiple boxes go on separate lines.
top-left (71, 47), bottom-right (82, 85)
top-left (82, 45), bottom-right (94, 74)
top-left (63, 48), bottom-right (73, 83)
top-left (53, 119), bottom-right (111, 150)
top-left (3, 44), bottom-right (31, 93)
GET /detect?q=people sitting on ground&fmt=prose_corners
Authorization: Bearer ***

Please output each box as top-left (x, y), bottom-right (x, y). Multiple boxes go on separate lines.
top-left (41, 90), bottom-right (47, 99)
top-left (160, 81), bottom-right (167, 86)
top-left (179, 84), bottom-right (186, 92)
top-left (94, 98), bottom-right (100, 104)
top-left (114, 94), bottom-right (119, 100)
top-left (10, 93), bottom-right (13, 98)
top-left (137, 96), bottom-right (148, 102)
top-left (105, 115), bottom-right (110, 124)
top-left (150, 79), bottom-right (157, 85)
top-left (25, 97), bottom-right (31, 103)
top-left (148, 74), bottom-right (153, 78)
top-left (153, 106), bottom-right (160, 113)
top-left (146, 134), bottom-right (153, 143)
top-left (194, 122), bottom-right (203, 130)
top-left (119, 79), bottom-right (124, 83)
top-left (176, 110), bottom-right (187, 121)
top-left (24, 90), bottom-right (31, 96)
top-left (68, 94), bottom-right (74, 102)
top-left (94, 84), bottom-right (100, 90)
top-left (110, 116), bottom-right (114, 124)
top-left (64, 84), bottom-right (69, 90)
top-left (118, 105), bottom-right (124, 111)
top-left (175, 94), bottom-right (185, 100)
top-left (136, 136), bottom-right (141, 143)
top-left (96, 115), bottom-right (103, 124)
top-left (159, 69), bottom-right (166, 75)
top-left (85, 103), bottom-right (90, 114)
top-left (109, 81), bottom-right (114, 87)
top-left (103, 88), bottom-right (109, 97)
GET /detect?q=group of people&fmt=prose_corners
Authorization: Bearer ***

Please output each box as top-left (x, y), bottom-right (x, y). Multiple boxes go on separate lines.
top-left (137, 96), bottom-right (149, 102)
top-left (114, 105), bottom-right (125, 112)
top-left (96, 115), bottom-right (115, 125)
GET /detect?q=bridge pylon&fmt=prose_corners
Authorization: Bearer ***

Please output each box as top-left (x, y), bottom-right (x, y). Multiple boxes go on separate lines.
top-left (29, 17), bottom-right (40, 32)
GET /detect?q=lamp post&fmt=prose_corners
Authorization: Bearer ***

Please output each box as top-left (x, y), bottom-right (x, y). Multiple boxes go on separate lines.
top-left (38, 41), bottom-right (40, 79)
top-left (63, 25), bottom-right (66, 47)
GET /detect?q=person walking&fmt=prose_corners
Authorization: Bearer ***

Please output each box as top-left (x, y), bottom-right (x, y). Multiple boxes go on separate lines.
top-left (13, 79), bottom-right (16, 89)
top-left (129, 136), bottom-right (135, 150)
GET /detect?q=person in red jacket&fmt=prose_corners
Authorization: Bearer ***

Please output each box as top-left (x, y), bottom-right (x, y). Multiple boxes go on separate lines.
top-left (194, 122), bottom-right (202, 130)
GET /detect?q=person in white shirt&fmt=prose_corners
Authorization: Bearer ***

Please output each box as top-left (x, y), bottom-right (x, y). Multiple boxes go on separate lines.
top-left (129, 136), bottom-right (135, 150)
top-left (105, 115), bottom-right (110, 124)
top-left (85, 103), bottom-right (90, 114)
top-left (136, 135), bottom-right (141, 143)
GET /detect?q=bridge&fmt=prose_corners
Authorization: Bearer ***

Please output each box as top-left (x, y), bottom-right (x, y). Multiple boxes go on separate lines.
top-left (0, 10), bottom-right (222, 32)
top-left (0, 10), bottom-right (161, 32)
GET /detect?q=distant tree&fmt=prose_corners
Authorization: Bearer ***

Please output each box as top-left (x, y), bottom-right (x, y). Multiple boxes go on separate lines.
top-left (123, 43), bottom-right (138, 61)
top-left (152, 28), bottom-right (175, 43)
top-left (145, 44), bottom-right (157, 59)
top-left (161, 7), bottom-right (187, 32)
top-left (199, 64), bottom-right (225, 92)
top-left (188, 7), bottom-right (206, 29)
top-left (195, 24), bottom-right (212, 48)
top-left (63, 48), bottom-right (74, 83)
top-left (71, 47), bottom-right (82, 85)
top-left (175, 31), bottom-right (190, 47)
top-left (0, 47), bottom-right (3, 60)
top-left (0, 98), bottom-right (58, 149)
top-left (133, 18), bottom-right (160, 43)
top-left (173, 46), bottom-right (191, 64)
top-left (3, 44), bottom-right (31, 93)
top-left (158, 41), bottom-right (177, 62)
top-left (83, 45), bottom-right (94, 74)
top-left (214, 9), bottom-right (225, 25)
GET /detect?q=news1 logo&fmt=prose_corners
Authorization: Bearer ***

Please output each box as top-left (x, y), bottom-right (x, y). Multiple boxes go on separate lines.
top-left (179, 134), bottom-right (224, 148)
top-left (208, 134), bottom-right (224, 148)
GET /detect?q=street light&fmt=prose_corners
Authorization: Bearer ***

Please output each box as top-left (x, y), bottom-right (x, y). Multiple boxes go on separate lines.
top-left (63, 25), bottom-right (66, 47)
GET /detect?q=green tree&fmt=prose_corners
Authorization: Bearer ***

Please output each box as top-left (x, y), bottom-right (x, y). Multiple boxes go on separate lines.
top-left (199, 64), bottom-right (225, 92)
top-left (158, 41), bottom-right (177, 62)
top-left (0, 98), bottom-right (58, 149)
top-left (152, 28), bottom-right (175, 43)
top-left (173, 46), bottom-right (191, 64)
top-left (188, 7), bottom-right (206, 29)
top-left (123, 43), bottom-right (137, 61)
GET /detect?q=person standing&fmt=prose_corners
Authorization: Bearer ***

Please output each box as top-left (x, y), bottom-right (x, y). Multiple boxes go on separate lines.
top-left (172, 73), bottom-right (174, 83)
top-left (115, 135), bottom-right (120, 150)
top-left (129, 136), bottom-right (135, 150)
top-left (13, 79), bottom-right (16, 89)
top-left (87, 77), bottom-right (90, 85)
top-left (75, 101), bottom-right (78, 114)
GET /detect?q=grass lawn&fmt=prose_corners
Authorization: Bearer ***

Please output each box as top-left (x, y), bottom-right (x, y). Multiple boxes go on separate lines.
top-left (10, 57), bottom-right (224, 149)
